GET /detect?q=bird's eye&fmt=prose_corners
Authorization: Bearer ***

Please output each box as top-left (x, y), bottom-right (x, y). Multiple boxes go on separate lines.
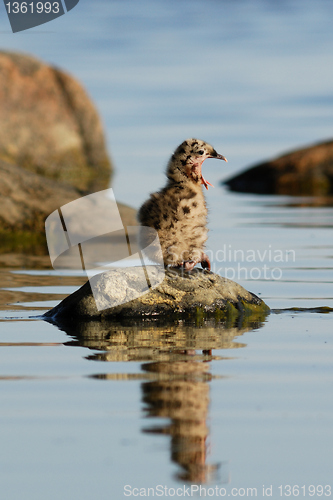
top-left (198, 150), bottom-right (204, 155)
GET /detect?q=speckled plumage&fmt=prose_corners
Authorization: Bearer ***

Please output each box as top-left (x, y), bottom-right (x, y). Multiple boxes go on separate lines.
top-left (138, 138), bottom-right (227, 271)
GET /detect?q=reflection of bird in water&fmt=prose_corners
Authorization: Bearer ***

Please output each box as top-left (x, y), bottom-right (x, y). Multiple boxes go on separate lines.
top-left (142, 358), bottom-right (220, 483)
top-left (138, 139), bottom-right (227, 271)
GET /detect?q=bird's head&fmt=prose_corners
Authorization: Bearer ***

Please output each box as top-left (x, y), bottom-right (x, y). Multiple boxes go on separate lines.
top-left (167, 138), bottom-right (227, 189)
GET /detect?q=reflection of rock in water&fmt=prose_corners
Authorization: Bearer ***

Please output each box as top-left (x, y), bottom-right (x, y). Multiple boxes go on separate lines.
top-left (142, 359), bottom-right (220, 483)
top-left (63, 318), bottom-right (263, 364)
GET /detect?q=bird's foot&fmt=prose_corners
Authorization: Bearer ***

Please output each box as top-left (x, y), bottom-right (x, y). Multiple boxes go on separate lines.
top-left (183, 260), bottom-right (197, 272)
top-left (171, 253), bottom-right (211, 272)
top-left (170, 261), bottom-right (198, 272)
top-left (200, 253), bottom-right (211, 271)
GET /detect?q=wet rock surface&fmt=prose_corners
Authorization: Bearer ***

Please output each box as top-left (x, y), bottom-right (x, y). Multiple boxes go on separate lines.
top-left (224, 139), bottom-right (333, 196)
top-left (43, 266), bottom-right (270, 324)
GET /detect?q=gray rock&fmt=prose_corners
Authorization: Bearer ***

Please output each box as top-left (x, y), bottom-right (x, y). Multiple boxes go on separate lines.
top-left (43, 266), bottom-right (269, 323)
top-left (224, 139), bottom-right (333, 196)
top-left (0, 50), bottom-right (112, 193)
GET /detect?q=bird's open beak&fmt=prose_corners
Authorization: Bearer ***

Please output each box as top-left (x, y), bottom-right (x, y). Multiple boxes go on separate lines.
top-left (201, 152), bottom-right (227, 190)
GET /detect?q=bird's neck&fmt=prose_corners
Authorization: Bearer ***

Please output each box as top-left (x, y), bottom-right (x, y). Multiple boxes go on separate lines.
top-left (166, 158), bottom-right (202, 191)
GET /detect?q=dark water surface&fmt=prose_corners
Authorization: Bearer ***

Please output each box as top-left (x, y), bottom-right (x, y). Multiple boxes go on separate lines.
top-left (0, 1), bottom-right (333, 499)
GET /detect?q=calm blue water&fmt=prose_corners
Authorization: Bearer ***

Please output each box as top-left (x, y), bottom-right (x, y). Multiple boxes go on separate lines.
top-left (0, 1), bottom-right (333, 499)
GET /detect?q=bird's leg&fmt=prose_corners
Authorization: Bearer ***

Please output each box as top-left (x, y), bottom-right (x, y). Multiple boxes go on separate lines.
top-left (200, 252), bottom-right (211, 271)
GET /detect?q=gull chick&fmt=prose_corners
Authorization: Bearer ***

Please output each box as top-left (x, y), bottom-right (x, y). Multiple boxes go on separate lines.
top-left (138, 138), bottom-right (227, 271)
